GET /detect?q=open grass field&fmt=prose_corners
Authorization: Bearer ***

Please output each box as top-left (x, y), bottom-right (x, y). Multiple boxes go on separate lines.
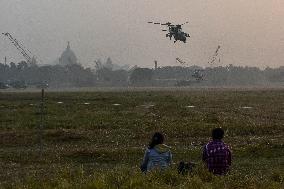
top-left (0, 89), bottom-right (283, 188)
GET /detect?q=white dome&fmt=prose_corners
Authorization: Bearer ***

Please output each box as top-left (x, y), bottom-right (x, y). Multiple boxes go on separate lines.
top-left (59, 42), bottom-right (78, 66)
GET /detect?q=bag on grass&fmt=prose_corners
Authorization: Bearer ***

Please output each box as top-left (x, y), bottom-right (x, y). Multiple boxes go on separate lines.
top-left (177, 161), bottom-right (195, 175)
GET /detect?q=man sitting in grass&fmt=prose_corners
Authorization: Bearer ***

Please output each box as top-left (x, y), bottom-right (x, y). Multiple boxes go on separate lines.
top-left (202, 128), bottom-right (232, 175)
top-left (140, 132), bottom-right (172, 173)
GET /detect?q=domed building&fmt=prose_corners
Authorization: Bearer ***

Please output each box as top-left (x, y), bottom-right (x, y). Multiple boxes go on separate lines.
top-left (59, 42), bottom-right (79, 66)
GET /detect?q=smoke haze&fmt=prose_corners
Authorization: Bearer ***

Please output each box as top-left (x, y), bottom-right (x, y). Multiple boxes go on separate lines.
top-left (0, 0), bottom-right (283, 68)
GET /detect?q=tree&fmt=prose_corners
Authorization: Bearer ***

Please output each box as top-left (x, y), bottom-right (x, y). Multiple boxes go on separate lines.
top-left (105, 57), bottom-right (113, 70)
top-left (17, 61), bottom-right (28, 71)
top-left (10, 62), bottom-right (16, 70)
top-left (95, 59), bottom-right (103, 71)
top-left (129, 68), bottom-right (153, 86)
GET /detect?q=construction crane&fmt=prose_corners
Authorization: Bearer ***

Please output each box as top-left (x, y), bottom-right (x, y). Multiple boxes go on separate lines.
top-left (208, 45), bottom-right (221, 66)
top-left (2, 32), bottom-right (39, 65)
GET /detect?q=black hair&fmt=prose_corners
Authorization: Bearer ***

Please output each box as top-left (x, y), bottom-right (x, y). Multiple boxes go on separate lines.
top-left (212, 128), bottom-right (224, 140)
top-left (148, 132), bottom-right (164, 149)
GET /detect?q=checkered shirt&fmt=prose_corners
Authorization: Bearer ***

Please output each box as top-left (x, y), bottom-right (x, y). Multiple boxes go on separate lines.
top-left (202, 140), bottom-right (231, 175)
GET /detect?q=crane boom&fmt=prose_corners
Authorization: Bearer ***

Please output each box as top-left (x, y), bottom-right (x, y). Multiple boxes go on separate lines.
top-left (2, 32), bottom-right (37, 65)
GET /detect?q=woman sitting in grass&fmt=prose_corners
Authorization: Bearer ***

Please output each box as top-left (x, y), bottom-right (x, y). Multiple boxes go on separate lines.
top-left (140, 132), bottom-right (172, 173)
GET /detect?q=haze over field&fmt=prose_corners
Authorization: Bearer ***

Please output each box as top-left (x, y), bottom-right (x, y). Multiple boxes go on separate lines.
top-left (0, 0), bottom-right (283, 68)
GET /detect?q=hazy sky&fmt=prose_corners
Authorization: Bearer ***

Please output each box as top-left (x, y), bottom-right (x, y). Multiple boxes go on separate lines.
top-left (0, 0), bottom-right (283, 68)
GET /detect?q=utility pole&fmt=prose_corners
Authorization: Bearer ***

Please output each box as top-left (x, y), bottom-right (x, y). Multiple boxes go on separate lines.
top-left (4, 57), bottom-right (7, 72)
top-left (38, 89), bottom-right (45, 157)
top-left (154, 60), bottom-right (158, 70)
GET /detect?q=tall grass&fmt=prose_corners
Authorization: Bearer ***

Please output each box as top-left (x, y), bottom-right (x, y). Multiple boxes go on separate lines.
top-left (5, 166), bottom-right (283, 189)
top-left (0, 90), bottom-right (283, 188)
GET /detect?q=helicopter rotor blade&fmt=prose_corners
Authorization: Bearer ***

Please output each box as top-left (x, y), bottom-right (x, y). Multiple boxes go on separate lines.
top-left (181, 21), bottom-right (189, 25)
top-left (161, 22), bottom-right (171, 26)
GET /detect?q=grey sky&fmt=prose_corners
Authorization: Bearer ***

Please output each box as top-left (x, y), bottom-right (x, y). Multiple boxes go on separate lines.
top-left (0, 0), bottom-right (283, 68)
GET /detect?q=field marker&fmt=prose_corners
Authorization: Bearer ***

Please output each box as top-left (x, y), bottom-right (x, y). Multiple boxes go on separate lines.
top-left (84, 102), bottom-right (90, 105)
top-left (241, 106), bottom-right (253, 109)
top-left (186, 105), bottom-right (195, 108)
top-left (57, 102), bottom-right (63, 104)
top-left (141, 104), bottom-right (155, 108)
top-left (113, 104), bottom-right (121, 106)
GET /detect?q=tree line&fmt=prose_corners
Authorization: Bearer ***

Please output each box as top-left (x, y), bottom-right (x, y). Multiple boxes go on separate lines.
top-left (0, 60), bottom-right (283, 88)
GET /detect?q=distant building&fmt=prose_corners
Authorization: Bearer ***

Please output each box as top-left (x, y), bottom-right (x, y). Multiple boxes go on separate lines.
top-left (59, 42), bottom-right (78, 66)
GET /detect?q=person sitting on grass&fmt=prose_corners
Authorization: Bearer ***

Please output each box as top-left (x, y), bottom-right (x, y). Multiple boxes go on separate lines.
top-left (202, 128), bottom-right (232, 175)
top-left (140, 132), bottom-right (172, 173)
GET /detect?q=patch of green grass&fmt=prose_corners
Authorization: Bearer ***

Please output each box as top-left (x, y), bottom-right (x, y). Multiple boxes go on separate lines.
top-left (0, 90), bottom-right (283, 188)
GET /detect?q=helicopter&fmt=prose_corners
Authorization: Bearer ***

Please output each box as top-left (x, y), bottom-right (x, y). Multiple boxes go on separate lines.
top-left (192, 69), bottom-right (205, 81)
top-left (148, 21), bottom-right (190, 43)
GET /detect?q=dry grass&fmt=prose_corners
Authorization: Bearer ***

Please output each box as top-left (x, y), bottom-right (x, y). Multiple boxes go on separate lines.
top-left (0, 89), bottom-right (283, 188)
